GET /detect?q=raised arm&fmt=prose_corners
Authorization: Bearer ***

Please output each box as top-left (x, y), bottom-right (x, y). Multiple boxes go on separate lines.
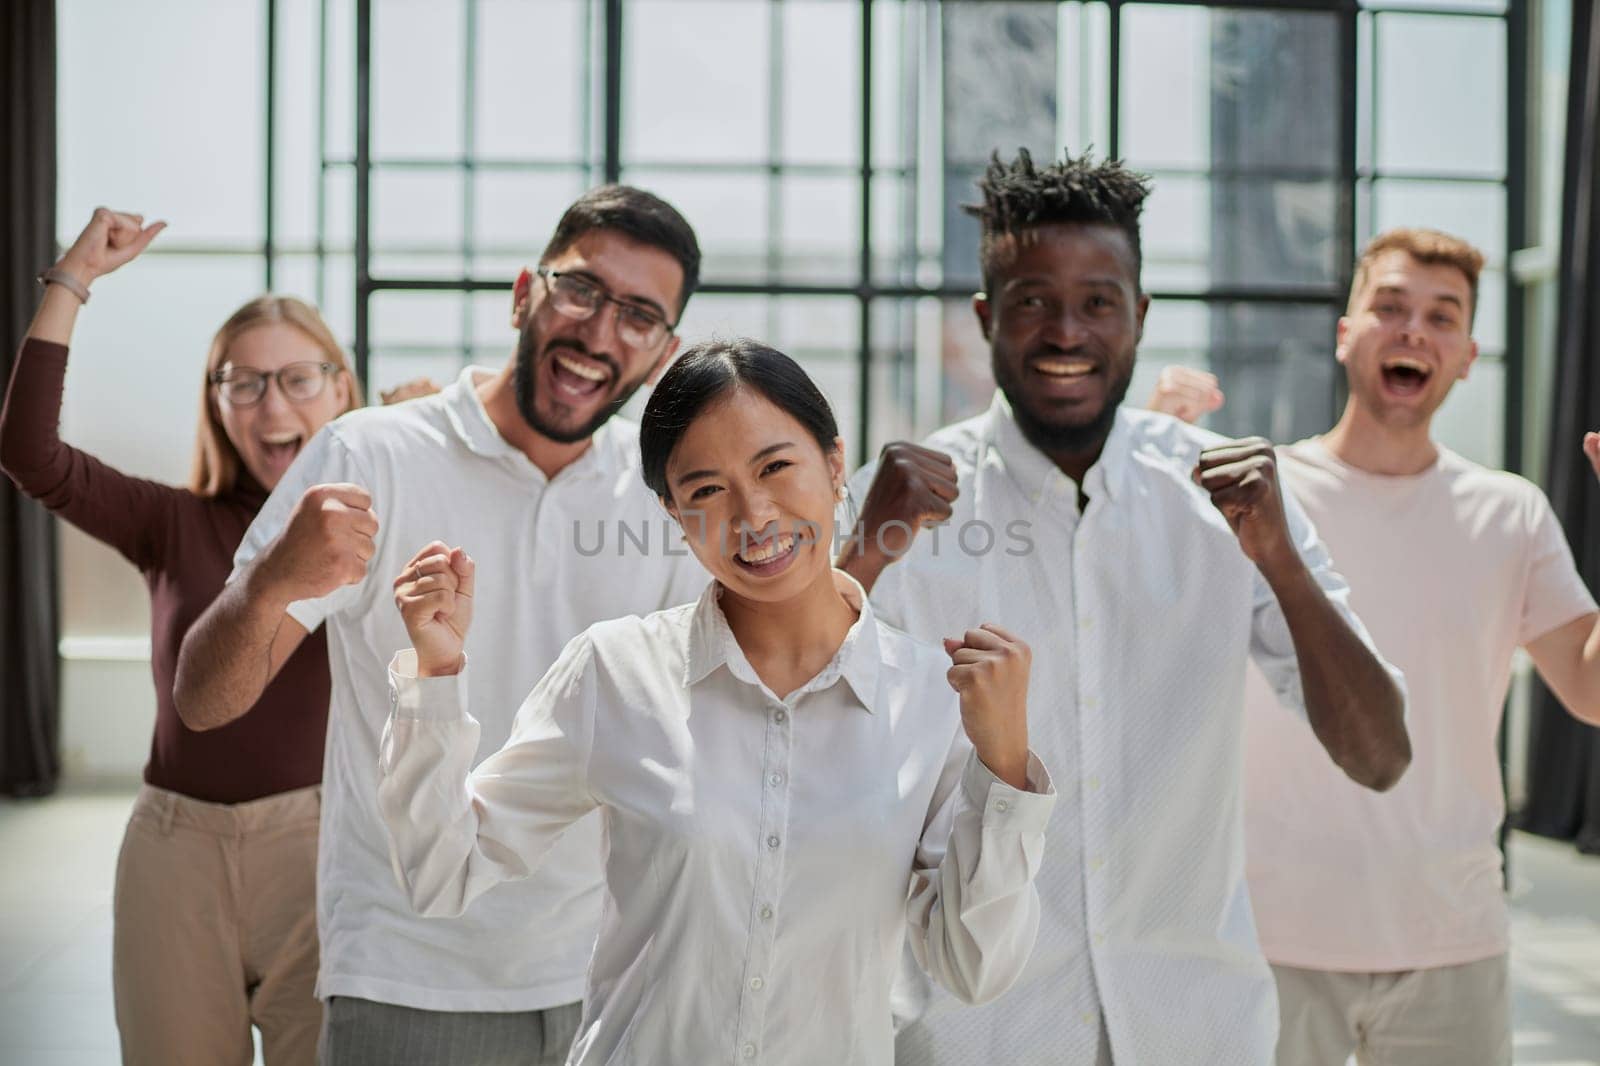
top-left (174, 482), bottom-right (376, 729)
top-left (1196, 438), bottom-right (1410, 791)
top-left (907, 625), bottom-right (1056, 1005)
top-left (0, 210), bottom-right (176, 567)
top-left (378, 544), bottom-right (600, 918)
top-left (835, 442), bottom-right (959, 593)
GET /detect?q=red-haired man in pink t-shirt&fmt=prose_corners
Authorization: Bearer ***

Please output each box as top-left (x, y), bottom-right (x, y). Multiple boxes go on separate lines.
top-left (1152, 228), bottom-right (1600, 1066)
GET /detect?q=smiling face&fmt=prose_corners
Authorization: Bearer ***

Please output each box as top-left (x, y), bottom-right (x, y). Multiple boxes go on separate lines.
top-left (977, 222), bottom-right (1149, 460)
top-left (1336, 249), bottom-right (1478, 429)
top-left (213, 322), bottom-right (351, 490)
top-left (510, 229), bottom-right (684, 444)
top-left (663, 386), bottom-right (846, 605)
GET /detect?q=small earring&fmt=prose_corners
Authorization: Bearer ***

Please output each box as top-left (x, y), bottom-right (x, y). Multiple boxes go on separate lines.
top-left (834, 483), bottom-right (847, 502)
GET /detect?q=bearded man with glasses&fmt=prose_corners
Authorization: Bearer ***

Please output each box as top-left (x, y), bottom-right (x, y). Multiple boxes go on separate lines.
top-left (174, 186), bottom-right (709, 1066)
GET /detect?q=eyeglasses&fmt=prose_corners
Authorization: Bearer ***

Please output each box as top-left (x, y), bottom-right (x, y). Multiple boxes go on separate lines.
top-left (536, 267), bottom-right (675, 350)
top-left (210, 361), bottom-right (341, 407)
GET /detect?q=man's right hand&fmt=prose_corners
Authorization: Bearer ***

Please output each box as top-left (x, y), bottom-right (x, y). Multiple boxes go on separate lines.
top-left (837, 442), bottom-right (958, 590)
top-left (253, 483), bottom-right (378, 604)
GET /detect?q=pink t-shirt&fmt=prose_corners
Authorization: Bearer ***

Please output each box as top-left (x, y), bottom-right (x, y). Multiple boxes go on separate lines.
top-left (1243, 438), bottom-right (1596, 972)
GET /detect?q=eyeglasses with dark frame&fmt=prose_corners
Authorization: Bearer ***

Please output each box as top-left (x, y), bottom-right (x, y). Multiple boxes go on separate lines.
top-left (536, 267), bottom-right (676, 350)
top-left (210, 361), bottom-right (342, 407)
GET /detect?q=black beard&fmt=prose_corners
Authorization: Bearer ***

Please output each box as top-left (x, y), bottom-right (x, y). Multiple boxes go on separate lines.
top-left (512, 330), bottom-right (636, 445)
top-left (993, 352), bottom-right (1134, 459)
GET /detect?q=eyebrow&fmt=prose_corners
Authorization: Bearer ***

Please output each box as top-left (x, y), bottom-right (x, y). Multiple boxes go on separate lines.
top-left (674, 441), bottom-right (797, 487)
top-left (1372, 284), bottom-right (1463, 309)
top-left (563, 268), bottom-right (670, 320)
top-left (1003, 275), bottom-right (1124, 291)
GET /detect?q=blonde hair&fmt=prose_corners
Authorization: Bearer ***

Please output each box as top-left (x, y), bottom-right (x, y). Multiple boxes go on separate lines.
top-left (1349, 228), bottom-right (1486, 325)
top-left (189, 295), bottom-right (362, 497)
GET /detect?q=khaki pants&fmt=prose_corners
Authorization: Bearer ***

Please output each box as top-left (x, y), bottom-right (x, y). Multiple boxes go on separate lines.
top-left (113, 784), bottom-right (322, 1066)
top-left (1272, 955), bottom-right (1510, 1066)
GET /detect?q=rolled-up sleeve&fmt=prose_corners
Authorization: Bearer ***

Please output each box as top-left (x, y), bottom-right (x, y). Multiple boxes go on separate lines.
top-left (905, 734), bottom-right (1056, 1005)
top-left (377, 632), bottom-right (601, 919)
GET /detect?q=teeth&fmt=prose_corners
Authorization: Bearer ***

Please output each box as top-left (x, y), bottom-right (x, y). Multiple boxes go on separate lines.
top-left (1035, 359), bottom-right (1095, 377)
top-left (1382, 357), bottom-right (1430, 375)
top-left (262, 432), bottom-right (300, 445)
top-left (739, 534), bottom-right (794, 565)
top-left (555, 353), bottom-right (608, 383)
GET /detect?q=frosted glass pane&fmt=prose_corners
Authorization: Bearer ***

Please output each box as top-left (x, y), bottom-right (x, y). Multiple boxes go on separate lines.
top-left (1375, 14), bottom-right (1505, 176)
top-left (477, 0), bottom-right (587, 160)
top-left (373, 169), bottom-right (466, 251)
top-left (777, 177), bottom-right (860, 283)
top-left (373, 0), bottom-right (464, 159)
top-left (1120, 5), bottom-right (1210, 169)
top-left (275, 0), bottom-right (324, 246)
top-left (371, 292), bottom-right (465, 347)
top-left (1371, 179), bottom-right (1506, 264)
top-left (624, 0), bottom-right (768, 164)
top-left (471, 170), bottom-right (588, 262)
top-left (58, 0), bottom-right (265, 246)
top-left (1432, 357), bottom-right (1504, 468)
top-left (620, 169), bottom-right (767, 281)
top-left (58, 256), bottom-right (267, 486)
top-left (782, 1), bottom-right (860, 166)
top-left (370, 350), bottom-right (468, 401)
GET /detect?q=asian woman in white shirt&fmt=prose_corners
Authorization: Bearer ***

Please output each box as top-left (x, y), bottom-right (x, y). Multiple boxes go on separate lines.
top-left (377, 337), bottom-right (1056, 1065)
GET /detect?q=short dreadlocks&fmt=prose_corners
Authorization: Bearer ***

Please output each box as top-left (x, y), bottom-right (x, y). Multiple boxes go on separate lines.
top-left (965, 148), bottom-right (1153, 291)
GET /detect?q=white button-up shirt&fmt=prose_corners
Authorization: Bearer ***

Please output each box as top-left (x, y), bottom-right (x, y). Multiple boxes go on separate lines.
top-left (233, 367), bottom-right (708, 1011)
top-left (855, 395), bottom-right (1398, 1065)
top-left (378, 574), bottom-right (1057, 1065)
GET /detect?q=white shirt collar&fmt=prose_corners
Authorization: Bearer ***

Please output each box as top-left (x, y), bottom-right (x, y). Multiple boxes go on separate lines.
top-left (441, 364), bottom-right (619, 482)
top-left (983, 391), bottom-right (1132, 505)
top-left (684, 570), bottom-right (883, 713)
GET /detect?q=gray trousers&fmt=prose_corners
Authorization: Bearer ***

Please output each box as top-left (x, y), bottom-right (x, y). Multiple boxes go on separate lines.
top-left (318, 996), bottom-right (582, 1066)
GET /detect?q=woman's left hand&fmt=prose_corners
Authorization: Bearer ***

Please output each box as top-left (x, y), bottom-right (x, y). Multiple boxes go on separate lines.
top-left (944, 624), bottom-right (1031, 790)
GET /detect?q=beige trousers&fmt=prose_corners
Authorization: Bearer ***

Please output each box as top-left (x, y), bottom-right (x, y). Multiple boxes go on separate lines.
top-left (113, 783), bottom-right (322, 1066)
top-left (1272, 954), bottom-right (1510, 1066)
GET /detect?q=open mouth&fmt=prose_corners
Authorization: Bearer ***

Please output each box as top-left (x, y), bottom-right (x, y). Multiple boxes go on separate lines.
top-left (258, 430), bottom-right (304, 471)
top-left (1379, 356), bottom-right (1433, 398)
top-left (1032, 357), bottom-right (1097, 380)
top-left (548, 349), bottom-right (613, 400)
top-left (732, 531), bottom-right (799, 579)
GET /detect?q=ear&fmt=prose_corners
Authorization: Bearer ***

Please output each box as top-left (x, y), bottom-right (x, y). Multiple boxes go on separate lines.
top-left (973, 292), bottom-right (993, 341)
top-left (1134, 292), bottom-right (1151, 344)
top-left (646, 334), bottom-right (681, 385)
top-left (1334, 316), bottom-right (1354, 366)
top-left (826, 435), bottom-right (847, 490)
top-left (332, 369), bottom-right (353, 411)
top-left (510, 268), bottom-right (534, 329)
top-left (1459, 338), bottom-right (1479, 381)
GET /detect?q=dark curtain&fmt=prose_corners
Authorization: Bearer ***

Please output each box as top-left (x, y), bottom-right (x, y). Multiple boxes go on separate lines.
top-left (1517, 1), bottom-right (1600, 854)
top-left (0, 0), bottom-right (61, 796)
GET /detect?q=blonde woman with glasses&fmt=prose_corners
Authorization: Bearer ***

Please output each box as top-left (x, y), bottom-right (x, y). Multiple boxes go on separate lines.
top-left (1, 209), bottom-right (362, 1066)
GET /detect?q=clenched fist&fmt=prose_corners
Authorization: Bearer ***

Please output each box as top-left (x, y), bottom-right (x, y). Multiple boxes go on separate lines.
top-left (1146, 365), bottom-right (1225, 425)
top-left (55, 208), bottom-right (166, 290)
top-left (1193, 438), bottom-right (1297, 575)
top-left (394, 542), bottom-right (475, 677)
top-left (945, 624), bottom-right (1032, 791)
top-left (255, 483), bottom-right (378, 604)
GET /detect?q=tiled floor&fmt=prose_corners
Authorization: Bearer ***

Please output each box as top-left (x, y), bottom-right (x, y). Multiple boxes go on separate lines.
top-left (1, 790), bottom-right (1597, 1065)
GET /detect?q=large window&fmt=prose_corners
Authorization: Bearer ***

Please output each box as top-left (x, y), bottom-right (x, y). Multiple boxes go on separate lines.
top-left (54, 0), bottom-right (1519, 642)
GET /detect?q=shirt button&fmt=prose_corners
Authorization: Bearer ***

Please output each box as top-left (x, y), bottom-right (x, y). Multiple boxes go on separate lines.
top-left (995, 799), bottom-right (1011, 813)
top-left (759, 905), bottom-right (774, 920)
top-left (769, 772), bottom-right (784, 787)
top-left (1081, 1011), bottom-right (1095, 1027)
top-left (767, 835), bottom-right (781, 849)
top-left (1093, 932), bottom-right (1106, 946)
top-left (1083, 696), bottom-right (1099, 710)
top-left (1090, 856), bottom-right (1105, 871)
top-left (742, 1043), bottom-right (757, 1059)
top-left (749, 976), bottom-right (764, 990)
top-left (1087, 776), bottom-right (1102, 792)
top-left (774, 709), bottom-right (788, 724)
